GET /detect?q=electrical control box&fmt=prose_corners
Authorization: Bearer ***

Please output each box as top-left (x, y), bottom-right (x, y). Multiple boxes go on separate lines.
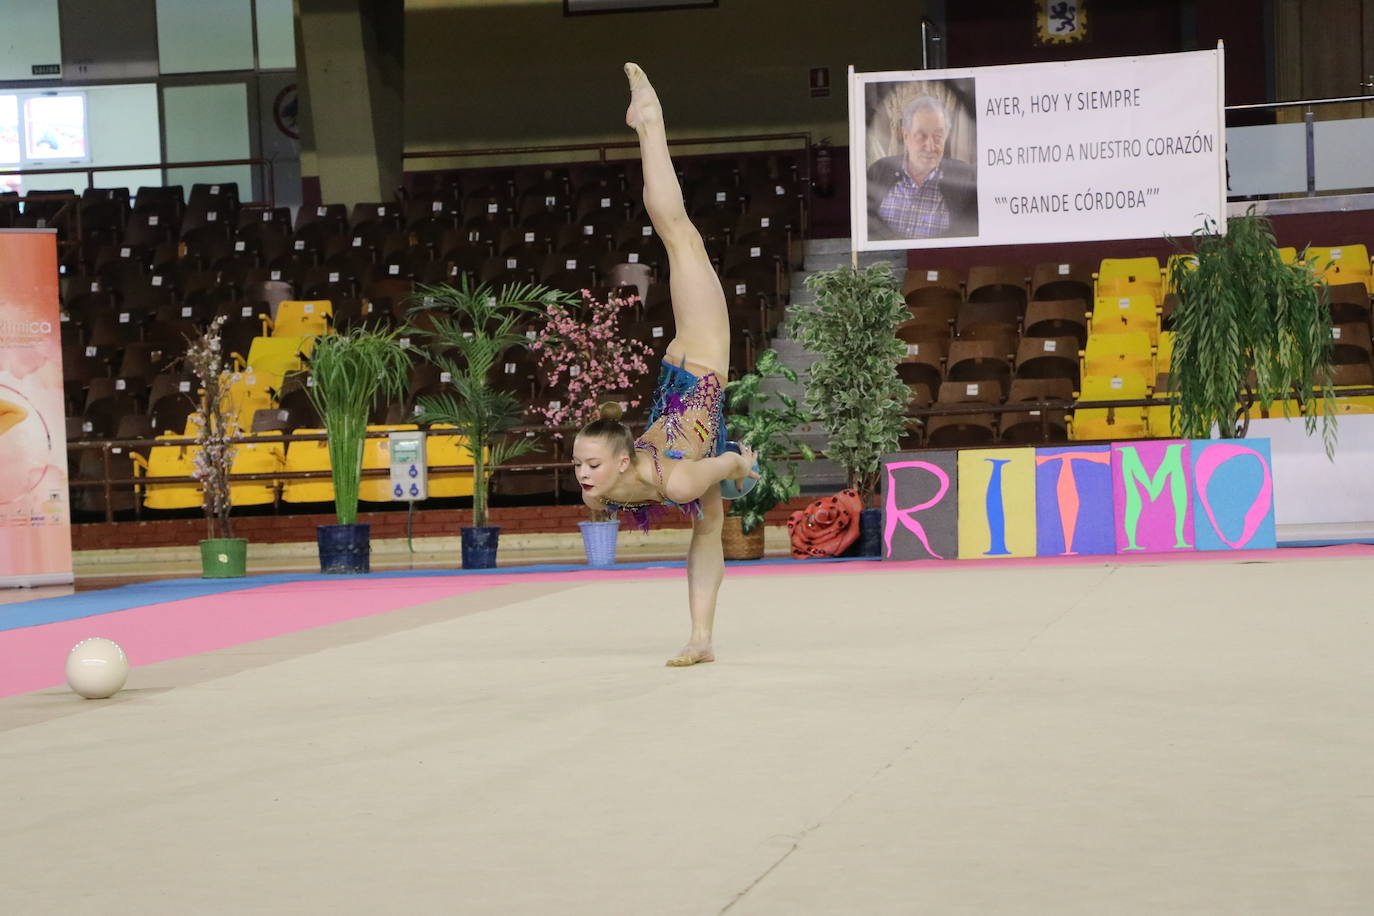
top-left (388, 430), bottom-right (427, 501)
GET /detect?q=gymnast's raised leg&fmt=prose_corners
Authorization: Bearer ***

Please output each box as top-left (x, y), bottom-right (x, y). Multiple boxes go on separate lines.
top-left (626, 62), bottom-right (733, 667)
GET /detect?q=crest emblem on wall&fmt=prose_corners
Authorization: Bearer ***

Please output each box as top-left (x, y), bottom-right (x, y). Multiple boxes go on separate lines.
top-left (1035, 0), bottom-right (1088, 45)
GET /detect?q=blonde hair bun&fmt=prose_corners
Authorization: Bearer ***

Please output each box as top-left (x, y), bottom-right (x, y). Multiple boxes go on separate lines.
top-left (598, 401), bottom-right (624, 422)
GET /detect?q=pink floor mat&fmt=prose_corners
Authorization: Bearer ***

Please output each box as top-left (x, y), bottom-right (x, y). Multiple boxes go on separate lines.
top-left (4, 545), bottom-right (1371, 699)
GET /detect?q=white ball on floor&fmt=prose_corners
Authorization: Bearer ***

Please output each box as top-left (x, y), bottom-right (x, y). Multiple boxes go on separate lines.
top-left (65, 637), bottom-right (129, 699)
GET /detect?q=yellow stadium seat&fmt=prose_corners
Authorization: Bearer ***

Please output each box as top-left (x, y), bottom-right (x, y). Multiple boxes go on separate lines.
top-left (1082, 331), bottom-right (1153, 381)
top-left (360, 424), bottom-right (420, 503)
top-left (1307, 390), bottom-right (1374, 416)
top-left (1145, 371), bottom-right (1178, 438)
top-left (1097, 257), bottom-right (1162, 301)
top-left (1145, 402), bottom-right (1180, 437)
top-left (1162, 254), bottom-right (1197, 294)
top-left (223, 373), bottom-right (276, 433)
top-left (229, 432), bottom-right (285, 507)
top-left (1304, 244), bottom-right (1373, 292)
top-left (1070, 374), bottom-right (1149, 440)
top-left (426, 424), bottom-right (478, 498)
top-left (1155, 331), bottom-right (1174, 375)
top-left (1091, 294), bottom-right (1160, 342)
top-left (270, 300), bottom-right (333, 337)
top-left (1145, 386), bottom-right (1181, 438)
top-left (1258, 399), bottom-right (1304, 420)
top-left (233, 335), bottom-right (314, 378)
top-left (282, 428), bottom-right (335, 504)
top-left (130, 431), bottom-right (202, 510)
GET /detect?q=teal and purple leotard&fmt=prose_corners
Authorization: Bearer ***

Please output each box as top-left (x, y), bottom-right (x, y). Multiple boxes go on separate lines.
top-left (604, 355), bottom-right (726, 531)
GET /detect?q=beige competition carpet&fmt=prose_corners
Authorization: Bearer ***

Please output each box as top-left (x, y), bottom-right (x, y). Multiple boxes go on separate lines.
top-left (1, 554), bottom-right (1372, 914)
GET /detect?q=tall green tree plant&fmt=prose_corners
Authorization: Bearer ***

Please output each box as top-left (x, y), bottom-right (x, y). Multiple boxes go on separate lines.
top-left (1169, 208), bottom-right (1337, 456)
top-left (791, 262), bottom-right (910, 505)
top-left (724, 349), bottom-right (816, 534)
top-left (407, 279), bottom-right (578, 528)
top-left (304, 328), bottom-right (412, 525)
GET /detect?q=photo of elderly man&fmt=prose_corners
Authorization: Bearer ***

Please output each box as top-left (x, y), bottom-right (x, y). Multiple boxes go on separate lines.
top-left (866, 80), bottom-right (979, 241)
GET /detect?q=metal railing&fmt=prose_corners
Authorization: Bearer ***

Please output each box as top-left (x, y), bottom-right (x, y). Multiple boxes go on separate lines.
top-left (402, 133), bottom-right (812, 170)
top-left (401, 132), bottom-right (814, 231)
top-left (3, 156), bottom-right (277, 207)
top-left (1225, 95), bottom-right (1374, 198)
top-left (67, 386), bottom-right (1366, 524)
top-left (66, 426), bottom-right (582, 524)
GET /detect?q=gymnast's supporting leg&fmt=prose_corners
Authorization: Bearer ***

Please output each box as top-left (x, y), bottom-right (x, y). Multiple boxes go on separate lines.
top-left (624, 62), bottom-right (730, 375)
top-left (668, 487), bottom-right (724, 666)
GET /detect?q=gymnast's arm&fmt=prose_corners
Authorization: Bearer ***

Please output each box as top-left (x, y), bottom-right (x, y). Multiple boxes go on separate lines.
top-left (661, 449), bottom-right (757, 505)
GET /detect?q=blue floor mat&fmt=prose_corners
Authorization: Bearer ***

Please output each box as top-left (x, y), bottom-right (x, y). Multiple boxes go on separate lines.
top-left (0, 555), bottom-right (865, 633)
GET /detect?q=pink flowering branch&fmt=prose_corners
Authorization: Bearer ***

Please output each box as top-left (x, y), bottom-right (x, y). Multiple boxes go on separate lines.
top-left (183, 314), bottom-right (240, 541)
top-left (531, 289), bottom-right (653, 437)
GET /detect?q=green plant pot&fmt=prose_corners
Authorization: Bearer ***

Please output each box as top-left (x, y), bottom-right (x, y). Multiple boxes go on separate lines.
top-left (200, 538), bottom-right (248, 579)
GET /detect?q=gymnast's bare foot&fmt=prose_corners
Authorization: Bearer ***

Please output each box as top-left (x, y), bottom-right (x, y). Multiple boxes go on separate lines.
top-left (625, 62), bottom-right (662, 132)
top-left (666, 641), bottom-right (714, 667)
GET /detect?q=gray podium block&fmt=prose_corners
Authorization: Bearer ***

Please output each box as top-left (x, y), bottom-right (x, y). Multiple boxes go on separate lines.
top-left (880, 450), bottom-right (960, 560)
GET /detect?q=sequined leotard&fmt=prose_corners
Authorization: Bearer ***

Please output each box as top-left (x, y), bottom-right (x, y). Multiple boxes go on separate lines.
top-left (603, 354), bottom-right (727, 531)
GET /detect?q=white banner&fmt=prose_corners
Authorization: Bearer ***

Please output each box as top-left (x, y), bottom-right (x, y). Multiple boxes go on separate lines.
top-left (849, 48), bottom-right (1226, 251)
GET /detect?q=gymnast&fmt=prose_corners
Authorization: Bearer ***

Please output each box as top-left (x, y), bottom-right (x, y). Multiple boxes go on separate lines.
top-left (571, 63), bottom-right (760, 668)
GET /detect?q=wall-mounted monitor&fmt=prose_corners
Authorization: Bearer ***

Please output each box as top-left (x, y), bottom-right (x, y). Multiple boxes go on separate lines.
top-left (0, 96), bottom-right (19, 166)
top-left (22, 94), bottom-right (89, 162)
top-left (0, 91), bottom-right (91, 167)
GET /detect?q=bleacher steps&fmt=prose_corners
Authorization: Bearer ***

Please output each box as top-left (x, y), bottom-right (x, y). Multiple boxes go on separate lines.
top-left (750, 236), bottom-right (906, 494)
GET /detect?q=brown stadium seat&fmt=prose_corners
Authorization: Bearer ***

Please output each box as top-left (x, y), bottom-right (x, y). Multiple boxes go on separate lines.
top-left (1000, 378), bottom-right (1073, 445)
top-left (946, 337), bottom-right (1013, 393)
top-left (1023, 298), bottom-right (1089, 345)
top-left (902, 265), bottom-right (964, 297)
top-left (1322, 282), bottom-right (1373, 326)
top-left (1030, 261), bottom-right (1093, 303)
top-left (965, 264), bottom-right (1028, 309)
top-left (1014, 335), bottom-right (1080, 388)
top-left (925, 379), bottom-right (1003, 448)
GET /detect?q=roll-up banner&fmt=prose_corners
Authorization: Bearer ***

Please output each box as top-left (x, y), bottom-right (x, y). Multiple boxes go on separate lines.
top-left (849, 47), bottom-right (1226, 251)
top-left (0, 229), bottom-right (73, 587)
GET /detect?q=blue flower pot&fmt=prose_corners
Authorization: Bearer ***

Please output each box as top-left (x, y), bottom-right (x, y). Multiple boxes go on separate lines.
top-left (843, 509), bottom-right (884, 558)
top-left (461, 525), bottom-right (501, 569)
top-left (317, 523), bottom-right (371, 574)
top-left (579, 519), bottom-right (620, 567)
top-left (858, 508), bottom-right (883, 556)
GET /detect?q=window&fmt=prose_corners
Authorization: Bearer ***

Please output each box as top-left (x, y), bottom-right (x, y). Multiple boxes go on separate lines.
top-left (155, 0), bottom-right (254, 74)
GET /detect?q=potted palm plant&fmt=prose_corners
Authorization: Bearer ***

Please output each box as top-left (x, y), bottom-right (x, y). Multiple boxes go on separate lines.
top-left (183, 315), bottom-right (246, 578)
top-left (721, 349), bottom-right (815, 560)
top-left (304, 326), bottom-right (412, 573)
top-left (531, 287), bottom-right (653, 566)
top-left (408, 278), bottom-right (578, 569)
top-left (1168, 208), bottom-right (1337, 455)
top-left (790, 262), bottom-right (910, 555)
